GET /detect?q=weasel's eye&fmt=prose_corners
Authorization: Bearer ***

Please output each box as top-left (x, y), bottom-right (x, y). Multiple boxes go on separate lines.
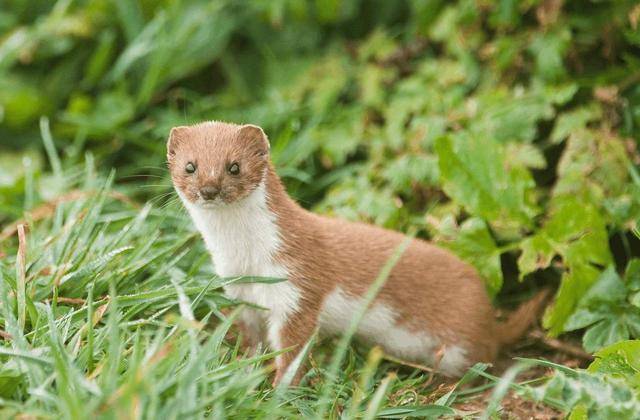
top-left (228, 162), bottom-right (240, 175)
top-left (185, 162), bottom-right (196, 174)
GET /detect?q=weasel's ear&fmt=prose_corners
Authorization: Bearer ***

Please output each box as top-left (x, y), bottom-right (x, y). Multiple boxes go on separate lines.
top-left (238, 124), bottom-right (270, 156)
top-left (167, 126), bottom-right (189, 158)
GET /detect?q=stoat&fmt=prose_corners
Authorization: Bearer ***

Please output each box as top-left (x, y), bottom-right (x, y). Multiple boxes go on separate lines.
top-left (167, 121), bottom-right (547, 385)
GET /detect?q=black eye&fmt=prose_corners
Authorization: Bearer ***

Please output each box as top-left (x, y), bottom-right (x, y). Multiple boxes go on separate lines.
top-left (228, 162), bottom-right (240, 175)
top-left (185, 162), bottom-right (196, 174)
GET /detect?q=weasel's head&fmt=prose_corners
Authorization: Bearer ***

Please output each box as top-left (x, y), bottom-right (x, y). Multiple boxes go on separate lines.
top-left (167, 121), bottom-right (270, 208)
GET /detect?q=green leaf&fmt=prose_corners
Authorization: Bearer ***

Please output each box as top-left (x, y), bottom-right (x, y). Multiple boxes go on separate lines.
top-left (565, 263), bottom-right (640, 351)
top-left (554, 128), bottom-right (630, 203)
top-left (582, 319), bottom-right (629, 353)
top-left (505, 143), bottom-right (547, 169)
top-left (580, 266), bottom-right (627, 306)
top-left (471, 89), bottom-right (554, 143)
top-left (435, 134), bottom-right (538, 233)
top-left (314, 107), bottom-right (364, 166)
top-left (550, 104), bottom-right (602, 144)
top-left (538, 81), bottom-right (578, 106)
top-left (529, 356), bottom-right (640, 417)
top-left (568, 404), bottom-right (588, 420)
top-left (529, 29), bottom-right (570, 82)
top-left (544, 263), bottom-right (603, 336)
top-left (564, 308), bottom-right (608, 332)
top-left (588, 340), bottom-right (640, 389)
top-left (626, 259), bottom-right (640, 292)
top-left (382, 154), bottom-right (439, 191)
top-left (519, 194), bottom-right (612, 280)
top-left (434, 217), bottom-right (503, 296)
top-left (517, 234), bottom-right (555, 278)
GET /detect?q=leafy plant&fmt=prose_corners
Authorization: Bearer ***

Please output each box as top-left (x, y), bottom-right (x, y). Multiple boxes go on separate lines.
top-left (526, 341), bottom-right (640, 419)
top-left (565, 261), bottom-right (640, 352)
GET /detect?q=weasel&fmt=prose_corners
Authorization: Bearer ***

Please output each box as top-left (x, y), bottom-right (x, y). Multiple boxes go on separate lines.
top-left (167, 121), bottom-right (548, 385)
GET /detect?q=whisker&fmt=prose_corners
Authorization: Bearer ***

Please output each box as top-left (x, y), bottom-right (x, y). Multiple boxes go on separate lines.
top-left (160, 200), bottom-right (181, 211)
top-left (150, 193), bottom-right (178, 204)
top-left (120, 175), bottom-right (168, 181)
top-left (133, 184), bottom-right (173, 188)
top-left (149, 192), bottom-right (176, 201)
top-left (139, 166), bottom-right (169, 171)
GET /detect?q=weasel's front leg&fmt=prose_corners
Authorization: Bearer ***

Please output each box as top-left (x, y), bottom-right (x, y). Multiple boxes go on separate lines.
top-left (268, 302), bottom-right (319, 386)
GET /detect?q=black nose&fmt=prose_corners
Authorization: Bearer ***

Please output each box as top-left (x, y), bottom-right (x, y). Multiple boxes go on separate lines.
top-left (199, 186), bottom-right (220, 201)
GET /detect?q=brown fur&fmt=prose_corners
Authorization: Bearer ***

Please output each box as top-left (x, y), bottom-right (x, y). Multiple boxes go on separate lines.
top-left (167, 121), bottom-right (548, 385)
top-left (168, 123), bottom-right (268, 204)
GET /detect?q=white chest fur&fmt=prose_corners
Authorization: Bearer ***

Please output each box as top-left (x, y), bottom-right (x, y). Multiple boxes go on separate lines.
top-left (184, 182), bottom-right (284, 278)
top-left (180, 182), bottom-right (300, 327)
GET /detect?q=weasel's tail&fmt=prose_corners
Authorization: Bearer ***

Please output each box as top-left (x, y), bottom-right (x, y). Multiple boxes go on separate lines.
top-left (496, 289), bottom-right (551, 346)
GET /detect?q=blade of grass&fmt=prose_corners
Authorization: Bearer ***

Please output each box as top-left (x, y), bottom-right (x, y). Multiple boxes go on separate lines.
top-left (344, 346), bottom-right (385, 418)
top-left (481, 362), bottom-right (530, 420)
top-left (40, 116), bottom-right (63, 180)
top-left (87, 282), bottom-right (95, 373)
top-left (363, 373), bottom-right (396, 420)
top-left (16, 224), bottom-right (27, 332)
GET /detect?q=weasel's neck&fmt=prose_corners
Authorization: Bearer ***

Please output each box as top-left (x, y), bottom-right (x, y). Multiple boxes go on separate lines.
top-left (183, 165), bottom-right (298, 278)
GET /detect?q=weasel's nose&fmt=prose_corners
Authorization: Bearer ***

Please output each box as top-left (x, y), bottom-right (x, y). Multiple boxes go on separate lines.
top-left (199, 186), bottom-right (220, 201)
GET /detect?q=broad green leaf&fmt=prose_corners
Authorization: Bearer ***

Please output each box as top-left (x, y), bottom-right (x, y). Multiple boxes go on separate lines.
top-left (382, 154), bottom-right (439, 191)
top-left (554, 128), bottom-right (630, 204)
top-left (528, 28), bottom-right (570, 82)
top-left (359, 64), bottom-right (395, 107)
top-left (550, 104), bottom-right (602, 144)
top-left (528, 126), bottom-right (629, 335)
top-left (528, 358), bottom-right (640, 418)
top-left (568, 404), bottom-right (588, 420)
top-left (505, 143), bottom-right (547, 169)
top-left (433, 217), bottom-right (503, 296)
top-left (626, 259), bottom-right (640, 292)
top-left (517, 234), bottom-right (554, 277)
top-left (471, 89), bottom-right (554, 143)
top-left (544, 262), bottom-right (602, 336)
top-left (588, 340), bottom-right (640, 389)
top-left (0, 361), bottom-right (23, 398)
top-left (357, 29), bottom-right (398, 62)
top-left (582, 319), bottom-right (629, 353)
top-left (537, 81), bottom-right (578, 106)
top-left (564, 308), bottom-right (608, 332)
top-left (580, 266), bottom-right (628, 306)
top-left (314, 107), bottom-right (364, 166)
top-left (435, 134), bottom-right (538, 233)
top-left (318, 176), bottom-right (405, 228)
top-left (291, 54), bottom-right (349, 115)
top-left (564, 263), bottom-right (640, 350)
top-left (519, 195), bottom-right (612, 280)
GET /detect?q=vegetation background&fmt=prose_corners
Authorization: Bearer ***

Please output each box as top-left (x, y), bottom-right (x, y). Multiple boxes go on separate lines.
top-left (1, 0), bottom-right (640, 417)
